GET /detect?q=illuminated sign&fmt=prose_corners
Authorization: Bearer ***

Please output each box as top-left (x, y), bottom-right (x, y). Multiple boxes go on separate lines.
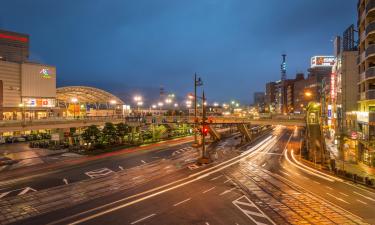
top-left (311, 56), bottom-right (335, 68)
top-left (23, 98), bottom-right (55, 107)
top-left (356, 112), bottom-right (369, 123)
top-left (0, 33), bottom-right (28, 43)
top-left (331, 72), bottom-right (335, 100)
top-left (40, 68), bottom-right (51, 79)
top-left (328, 105), bottom-right (332, 119)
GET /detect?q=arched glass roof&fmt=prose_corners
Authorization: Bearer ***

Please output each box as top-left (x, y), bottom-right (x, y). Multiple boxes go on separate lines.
top-left (56, 86), bottom-right (124, 106)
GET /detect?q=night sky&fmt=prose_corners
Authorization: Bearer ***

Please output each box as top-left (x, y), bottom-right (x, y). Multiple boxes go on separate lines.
top-left (0, 0), bottom-right (356, 104)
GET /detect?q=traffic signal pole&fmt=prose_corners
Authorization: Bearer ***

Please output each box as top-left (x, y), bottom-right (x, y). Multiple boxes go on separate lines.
top-left (194, 73), bottom-right (198, 145)
top-left (199, 91), bottom-right (210, 164)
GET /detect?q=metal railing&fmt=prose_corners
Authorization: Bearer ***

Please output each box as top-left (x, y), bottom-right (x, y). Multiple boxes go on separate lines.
top-left (0, 114), bottom-right (306, 128)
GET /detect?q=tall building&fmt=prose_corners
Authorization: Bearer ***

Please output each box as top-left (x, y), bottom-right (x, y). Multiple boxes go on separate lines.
top-left (357, 0), bottom-right (375, 166)
top-left (265, 82), bottom-right (276, 112)
top-left (0, 29), bottom-right (56, 120)
top-left (281, 54), bottom-right (287, 81)
top-left (253, 92), bottom-right (265, 112)
top-left (0, 29), bottom-right (29, 63)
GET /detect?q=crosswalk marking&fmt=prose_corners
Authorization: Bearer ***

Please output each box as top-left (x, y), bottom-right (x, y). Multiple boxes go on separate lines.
top-left (85, 168), bottom-right (114, 178)
top-left (0, 186), bottom-right (37, 199)
top-left (232, 195), bottom-right (276, 225)
top-left (172, 147), bottom-right (193, 156)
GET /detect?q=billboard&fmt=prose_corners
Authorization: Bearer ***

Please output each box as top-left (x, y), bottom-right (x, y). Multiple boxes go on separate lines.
top-left (311, 56), bottom-right (335, 68)
top-left (22, 98), bottom-right (55, 107)
top-left (21, 63), bottom-right (56, 98)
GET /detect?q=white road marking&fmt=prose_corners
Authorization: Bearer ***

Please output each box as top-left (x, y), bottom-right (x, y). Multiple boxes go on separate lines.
top-left (141, 160), bottom-right (146, 164)
top-left (132, 176), bottom-right (142, 180)
top-left (0, 191), bottom-right (10, 199)
top-left (339, 192), bottom-right (349, 197)
top-left (232, 195), bottom-right (276, 225)
top-left (130, 213), bottom-right (156, 224)
top-left (219, 187), bottom-right (236, 196)
top-left (224, 179), bottom-right (232, 184)
top-left (205, 222), bottom-right (210, 225)
top-left (280, 171), bottom-right (291, 177)
top-left (356, 199), bottom-right (368, 205)
top-left (262, 163), bottom-right (267, 167)
top-left (118, 166), bottom-right (124, 170)
top-left (210, 175), bottom-right (223, 181)
top-left (353, 191), bottom-right (375, 202)
top-left (85, 168), bottom-right (114, 178)
top-left (313, 181), bottom-right (321, 185)
top-left (173, 198), bottom-right (191, 207)
top-left (325, 186), bottom-right (333, 190)
top-left (202, 187), bottom-right (216, 194)
top-left (18, 187), bottom-right (37, 195)
top-left (55, 135), bottom-right (277, 225)
top-left (63, 178), bottom-right (69, 185)
top-left (326, 193), bottom-right (350, 204)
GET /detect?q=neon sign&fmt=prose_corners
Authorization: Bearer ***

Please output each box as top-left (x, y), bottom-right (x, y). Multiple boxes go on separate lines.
top-left (40, 68), bottom-right (51, 79)
top-left (331, 72), bottom-right (335, 100)
top-left (0, 33), bottom-right (28, 43)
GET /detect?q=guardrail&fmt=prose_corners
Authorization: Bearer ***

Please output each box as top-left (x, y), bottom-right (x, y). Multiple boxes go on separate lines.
top-left (0, 115), bottom-right (306, 131)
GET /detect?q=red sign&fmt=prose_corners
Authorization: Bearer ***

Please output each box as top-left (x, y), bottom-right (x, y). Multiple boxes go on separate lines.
top-left (0, 33), bottom-right (28, 43)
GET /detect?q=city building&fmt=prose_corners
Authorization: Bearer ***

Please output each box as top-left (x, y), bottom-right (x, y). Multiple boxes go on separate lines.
top-left (56, 86), bottom-right (125, 117)
top-left (0, 29), bottom-right (57, 120)
top-left (357, 0), bottom-right (375, 166)
top-left (265, 81), bottom-right (276, 112)
top-left (253, 92), bottom-right (265, 112)
top-left (0, 29), bottom-right (29, 63)
top-left (0, 60), bottom-right (57, 120)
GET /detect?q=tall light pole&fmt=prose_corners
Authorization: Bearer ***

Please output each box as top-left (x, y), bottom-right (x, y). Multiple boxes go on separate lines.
top-left (199, 90), bottom-right (210, 164)
top-left (194, 73), bottom-right (203, 145)
top-left (71, 97), bottom-right (78, 119)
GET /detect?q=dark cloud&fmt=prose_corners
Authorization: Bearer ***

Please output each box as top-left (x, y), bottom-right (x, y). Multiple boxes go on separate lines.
top-left (0, 0), bottom-right (356, 104)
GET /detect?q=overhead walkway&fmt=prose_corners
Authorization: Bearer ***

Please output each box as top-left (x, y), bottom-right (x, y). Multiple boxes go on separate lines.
top-left (0, 115), bottom-right (305, 133)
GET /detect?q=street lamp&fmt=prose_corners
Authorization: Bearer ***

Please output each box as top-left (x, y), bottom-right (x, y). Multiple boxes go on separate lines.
top-left (110, 100), bottom-right (117, 117)
top-left (71, 97), bottom-right (78, 118)
top-left (19, 103), bottom-right (25, 123)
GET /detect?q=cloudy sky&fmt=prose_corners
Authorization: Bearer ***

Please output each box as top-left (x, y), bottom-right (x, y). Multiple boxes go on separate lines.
top-left (0, 0), bottom-right (357, 104)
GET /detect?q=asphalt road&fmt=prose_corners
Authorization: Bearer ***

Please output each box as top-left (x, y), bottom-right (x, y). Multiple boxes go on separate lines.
top-left (0, 138), bottom-right (199, 198)
top-left (2, 126), bottom-right (375, 224)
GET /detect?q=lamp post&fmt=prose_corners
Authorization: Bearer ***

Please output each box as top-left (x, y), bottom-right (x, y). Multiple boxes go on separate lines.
top-left (194, 73), bottom-right (203, 145)
top-left (110, 100), bottom-right (117, 117)
top-left (133, 95), bottom-right (143, 115)
top-left (18, 103), bottom-right (25, 125)
top-left (71, 97), bottom-right (78, 119)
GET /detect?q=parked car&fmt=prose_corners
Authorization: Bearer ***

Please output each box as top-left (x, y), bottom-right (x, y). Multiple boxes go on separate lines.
top-left (15, 137), bottom-right (26, 142)
top-left (0, 137), bottom-right (6, 144)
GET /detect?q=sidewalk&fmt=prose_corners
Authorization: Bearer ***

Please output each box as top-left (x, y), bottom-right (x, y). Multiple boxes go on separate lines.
top-left (325, 138), bottom-right (375, 181)
top-left (0, 143), bottom-right (81, 171)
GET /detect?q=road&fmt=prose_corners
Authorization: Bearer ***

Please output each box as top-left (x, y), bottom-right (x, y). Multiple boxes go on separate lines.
top-left (1, 126), bottom-right (374, 224)
top-left (0, 137), bottom-right (199, 199)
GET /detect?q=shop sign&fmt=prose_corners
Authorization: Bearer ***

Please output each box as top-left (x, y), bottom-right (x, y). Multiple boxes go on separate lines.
top-left (356, 112), bottom-right (369, 123)
top-left (23, 98), bottom-right (55, 107)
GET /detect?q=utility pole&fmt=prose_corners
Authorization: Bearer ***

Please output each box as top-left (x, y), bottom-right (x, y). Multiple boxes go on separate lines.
top-left (199, 90), bottom-right (209, 164)
top-left (194, 73), bottom-right (203, 146)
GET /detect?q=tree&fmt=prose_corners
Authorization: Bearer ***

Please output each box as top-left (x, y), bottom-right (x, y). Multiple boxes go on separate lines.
top-left (154, 125), bottom-right (167, 140)
top-left (102, 122), bottom-right (117, 145)
top-left (116, 123), bottom-right (130, 143)
top-left (81, 125), bottom-right (101, 147)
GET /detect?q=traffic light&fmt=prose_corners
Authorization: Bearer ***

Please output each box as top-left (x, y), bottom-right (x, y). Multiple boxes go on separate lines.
top-left (202, 125), bottom-right (209, 136)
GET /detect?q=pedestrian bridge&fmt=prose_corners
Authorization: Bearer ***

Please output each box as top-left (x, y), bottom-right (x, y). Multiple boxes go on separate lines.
top-left (0, 115), bottom-right (306, 132)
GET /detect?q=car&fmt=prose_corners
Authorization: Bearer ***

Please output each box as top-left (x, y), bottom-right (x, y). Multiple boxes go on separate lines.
top-left (0, 137), bottom-right (6, 144)
top-left (15, 137), bottom-right (26, 142)
top-left (0, 157), bottom-right (18, 166)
